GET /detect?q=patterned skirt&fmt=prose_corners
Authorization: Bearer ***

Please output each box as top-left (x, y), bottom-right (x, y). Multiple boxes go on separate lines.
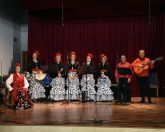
top-left (50, 77), bottom-right (66, 101)
top-left (29, 80), bottom-right (46, 99)
top-left (66, 77), bottom-right (81, 100)
top-left (96, 77), bottom-right (114, 101)
top-left (14, 89), bottom-right (32, 110)
top-left (97, 85), bottom-right (114, 101)
top-left (81, 74), bottom-right (96, 100)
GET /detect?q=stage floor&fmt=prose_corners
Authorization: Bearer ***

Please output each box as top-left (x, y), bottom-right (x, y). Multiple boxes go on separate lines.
top-left (0, 97), bottom-right (165, 128)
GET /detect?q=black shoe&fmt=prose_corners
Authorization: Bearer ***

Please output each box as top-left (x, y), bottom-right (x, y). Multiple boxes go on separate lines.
top-left (127, 100), bottom-right (134, 104)
top-left (148, 100), bottom-right (152, 104)
top-left (138, 100), bottom-right (145, 103)
top-left (32, 99), bottom-right (37, 103)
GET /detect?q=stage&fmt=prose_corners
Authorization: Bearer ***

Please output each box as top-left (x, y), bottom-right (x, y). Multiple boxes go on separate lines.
top-left (0, 97), bottom-right (165, 129)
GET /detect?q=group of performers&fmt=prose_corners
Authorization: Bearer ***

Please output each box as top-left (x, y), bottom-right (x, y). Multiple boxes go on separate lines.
top-left (6, 49), bottom-right (156, 110)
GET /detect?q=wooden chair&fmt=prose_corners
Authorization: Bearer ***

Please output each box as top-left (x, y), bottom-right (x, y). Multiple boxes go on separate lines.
top-left (149, 72), bottom-right (159, 97)
top-left (5, 88), bottom-right (14, 106)
top-left (0, 75), bottom-right (14, 107)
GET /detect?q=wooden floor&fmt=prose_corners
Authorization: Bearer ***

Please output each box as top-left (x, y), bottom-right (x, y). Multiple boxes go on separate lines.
top-left (0, 97), bottom-right (165, 128)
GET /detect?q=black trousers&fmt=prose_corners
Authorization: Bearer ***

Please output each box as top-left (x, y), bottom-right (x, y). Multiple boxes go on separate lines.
top-left (137, 76), bottom-right (151, 101)
top-left (118, 78), bottom-right (131, 102)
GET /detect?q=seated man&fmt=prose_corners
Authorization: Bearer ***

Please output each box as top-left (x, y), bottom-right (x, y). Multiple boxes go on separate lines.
top-left (6, 63), bottom-right (32, 109)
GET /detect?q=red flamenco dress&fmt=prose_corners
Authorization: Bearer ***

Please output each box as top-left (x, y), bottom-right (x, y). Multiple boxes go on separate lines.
top-left (12, 73), bottom-right (32, 110)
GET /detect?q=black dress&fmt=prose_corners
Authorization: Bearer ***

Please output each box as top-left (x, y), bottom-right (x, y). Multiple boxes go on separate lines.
top-left (80, 62), bottom-right (96, 100)
top-left (81, 62), bottom-right (96, 76)
top-left (98, 62), bottom-right (110, 77)
top-left (49, 62), bottom-right (66, 101)
top-left (67, 61), bottom-right (80, 74)
top-left (49, 62), bottom-right (65, 78)
top-left (66, 61), bottom-right (80, 100)
top-left (29, 59), bottom-right (41, 73)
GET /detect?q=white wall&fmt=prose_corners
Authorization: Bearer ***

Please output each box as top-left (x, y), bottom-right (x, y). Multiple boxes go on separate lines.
top-left (0, 0), bottom-right (23, 75)
top-left (0, 18), bottom-right (28, 76)
top-left (21, 24), bottom-right (28, 52)
top-left (20, 24), bottom-right (28, 69)
top-left (0, 20), bottom-right (28, 75)
top-left (0, 16), bottom-right (13, 75)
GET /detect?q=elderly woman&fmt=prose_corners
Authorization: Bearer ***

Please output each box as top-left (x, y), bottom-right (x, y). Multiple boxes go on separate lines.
top-left (66, 51), bottom-right (81, 100)
top-left (6, 63), bottom-right (32, 109)
top-left (80, 53), bottom-right (96, 101)
top-left (29, 50), bottom-right (42, 73)
top-left (97, 54), bottom-right (114, 101)
top-left (98, 54), bottom-right (110, 78)
top-left (49, 52), bottom-right (66, 101)
top-left (29, 66), bottom-right (51, 101)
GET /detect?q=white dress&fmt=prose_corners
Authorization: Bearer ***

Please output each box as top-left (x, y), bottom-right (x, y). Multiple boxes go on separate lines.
top-left (96, 76), bottom-right (114, 101)
top-left (66, 72), bottom-right (80, 100)
top-left (28, 74), bottom-right (46, 99)
top-left (81, 74), bottom-right (96, 100)
top-left (50, 77), bottom-right (65, 101)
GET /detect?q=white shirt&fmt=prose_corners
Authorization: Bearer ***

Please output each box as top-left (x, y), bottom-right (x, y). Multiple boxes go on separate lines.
top-left (6, 73), bottom-right (29, 91)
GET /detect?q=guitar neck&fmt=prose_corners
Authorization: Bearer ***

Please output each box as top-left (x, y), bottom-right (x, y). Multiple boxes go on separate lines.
top-left (142, 61), bottom-right (151, 67)
top-left (142, 57), bottom-right (163, 67)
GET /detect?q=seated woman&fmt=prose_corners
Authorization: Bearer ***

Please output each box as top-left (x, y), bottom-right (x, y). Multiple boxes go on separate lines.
top-left (6, 63), bottom-right (32, 110)
top-left (49, 53), bottom-right (66, 101)
top-left (80, 53), bottom-right (96, 100)
top-left (66, 51), bottom-right (81, 100)
top-left (29, 66), bottom-right (51, 101)
top-left (36, 67), bottom-right (51, 99)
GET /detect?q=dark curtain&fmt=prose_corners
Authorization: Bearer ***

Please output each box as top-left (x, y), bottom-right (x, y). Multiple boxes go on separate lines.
top-left (28, 12), bottom-right (165, 97)
top-left (154, 14), bottom-right (165, 97)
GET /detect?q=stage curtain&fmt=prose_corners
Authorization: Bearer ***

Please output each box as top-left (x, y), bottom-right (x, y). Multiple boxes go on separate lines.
top-left (28, 12), bottom-right (165, 96)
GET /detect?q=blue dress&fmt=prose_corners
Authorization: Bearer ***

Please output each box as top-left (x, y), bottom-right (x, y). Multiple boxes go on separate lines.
top-left (28, 74), bottom-right (51, 99)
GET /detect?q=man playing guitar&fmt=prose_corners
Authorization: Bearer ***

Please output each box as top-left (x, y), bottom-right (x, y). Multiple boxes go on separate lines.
top-left (132, 50), bottom-right (155, 103)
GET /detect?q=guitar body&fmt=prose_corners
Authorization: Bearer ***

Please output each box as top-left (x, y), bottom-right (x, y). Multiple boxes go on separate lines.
top-left (133, 66), bottom-right (145, 75)
top-left (133, 56), bottom-right (164, 75)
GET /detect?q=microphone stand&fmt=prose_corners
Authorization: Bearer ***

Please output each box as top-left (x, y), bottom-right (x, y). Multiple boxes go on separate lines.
top-left (65, 54), bottom-right (70, 103)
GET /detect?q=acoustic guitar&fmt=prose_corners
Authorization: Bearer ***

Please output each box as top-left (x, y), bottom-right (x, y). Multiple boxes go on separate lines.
top-left (133, 56), bottom-right (164, 75)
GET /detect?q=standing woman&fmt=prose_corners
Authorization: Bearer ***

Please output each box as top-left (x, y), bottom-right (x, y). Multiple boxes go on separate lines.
top-left (98, 54), bottom-right (110, 78)
top-left (29, 50), bottom-right (41, 73)
top-left (66, 51), bottom-right (81, 100)
top-left (96, 54), bottom-right (114, 101)
top-left (27, 50), bottom-right (44, 101)
top-left (80, 53), bottom-right (96, 100)
top-left (49, 53), bottom-right (66, 101)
